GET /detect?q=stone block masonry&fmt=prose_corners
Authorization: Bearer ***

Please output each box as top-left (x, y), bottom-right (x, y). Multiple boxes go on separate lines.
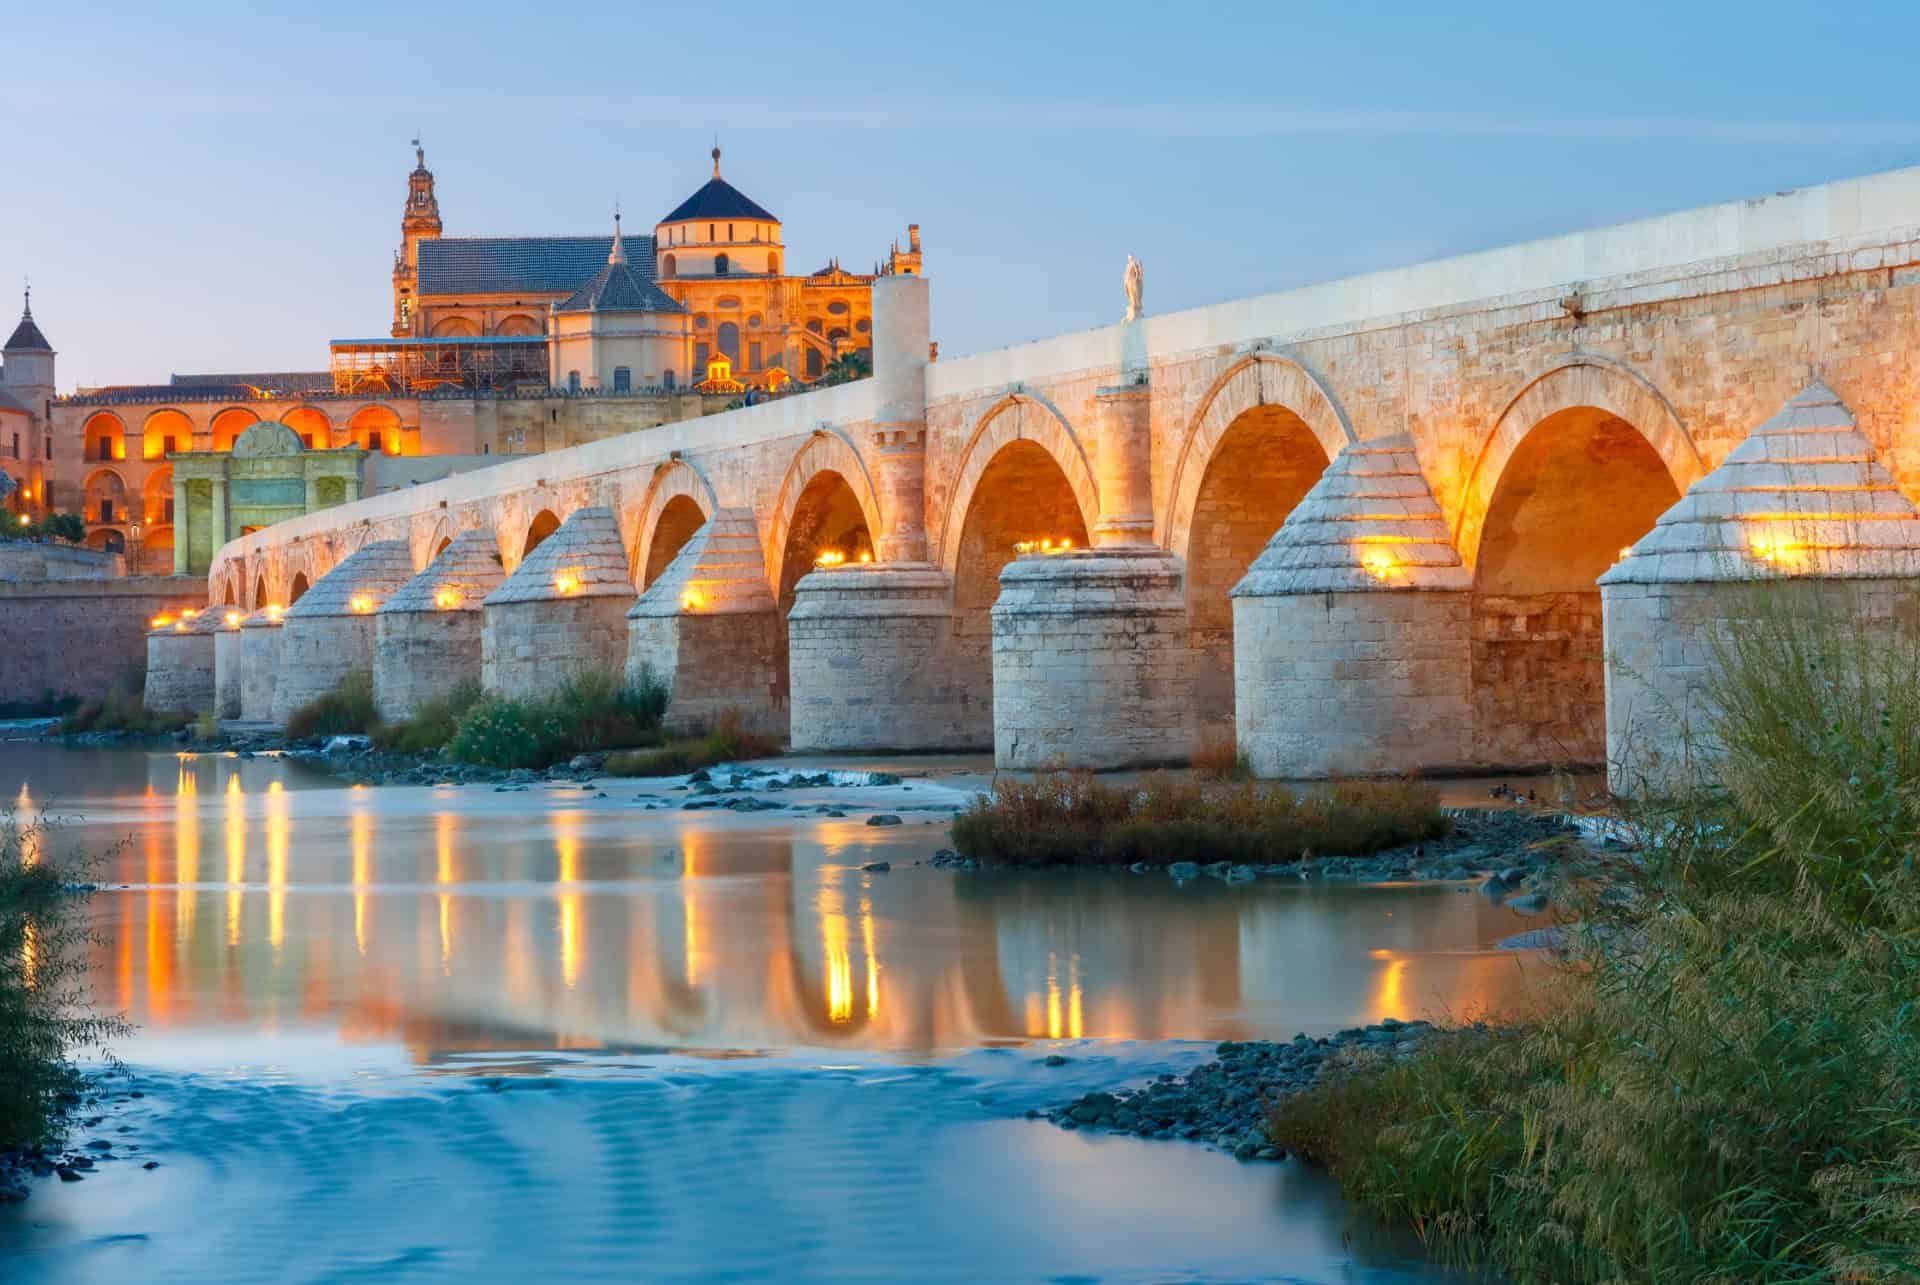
top-left (482, 507), bottom-right (635, 700)
top-left (238, 612), bottom-right (285, 723)
top-left (269, 540), bottom-right (414, 726)
top-left (145, 611), bottom-right (222, 715)
top-left (374, 529), bottom-right (505, 722)
top-left (991, 550), bottom-right (1196, 769)
top-left (0, 575), bottom-right (206, 709)
top-left (213, 621), bottom-right (243, 718)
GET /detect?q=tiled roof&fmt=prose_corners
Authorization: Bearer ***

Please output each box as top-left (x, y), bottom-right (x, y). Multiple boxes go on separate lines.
top-left (558, 260), bottom-right (684, 314)
top-left (629, 509), bottom-right (773, 618)
top-left (1602, 382), bottom-right (1920, 584)
top-left (417, 236), bottom-right (656, 297)
top-left (381, 529), bottom-right (505, 614)
top-left (4, 311), bottom-right (50, 353)
top-left (486, 507), bottom-right (634, 605)
top-left (172, 371), bottom-right (334, 393)
top-left (283, 540), bottom-right (415, 620)
top-left (1233, 435), bottom-right (1470, 596)
top-left (659, 178), bottom-right (778, 225)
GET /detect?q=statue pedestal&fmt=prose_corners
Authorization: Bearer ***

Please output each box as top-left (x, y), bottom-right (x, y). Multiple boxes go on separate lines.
top-left (991, 549), bottom-right (1195, 769)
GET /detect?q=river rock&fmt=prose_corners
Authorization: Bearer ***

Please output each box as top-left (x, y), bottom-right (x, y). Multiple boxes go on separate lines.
top-left (866, 814), bottom-right (903, 827)
top-left (1167, 862), bottom-right (1200, 881)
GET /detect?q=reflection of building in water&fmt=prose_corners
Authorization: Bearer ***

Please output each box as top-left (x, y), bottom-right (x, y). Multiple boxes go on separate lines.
top-left (87, 779), bottom-right (1543, 1058)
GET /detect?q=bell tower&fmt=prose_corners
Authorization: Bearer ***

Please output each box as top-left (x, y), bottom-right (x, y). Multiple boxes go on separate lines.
top-left (392, 141), bottom-right (443, 336)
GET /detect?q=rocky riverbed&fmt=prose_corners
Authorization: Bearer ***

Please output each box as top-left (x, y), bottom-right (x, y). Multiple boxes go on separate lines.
top-left (1042, 1022), bottom-right (1440, 1162)
top-left (0, 1075), bottom-right (156, 1206)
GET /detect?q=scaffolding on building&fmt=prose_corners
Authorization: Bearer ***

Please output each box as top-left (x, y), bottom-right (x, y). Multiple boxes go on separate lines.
top-left (328, 337), bottom-right (549, 396)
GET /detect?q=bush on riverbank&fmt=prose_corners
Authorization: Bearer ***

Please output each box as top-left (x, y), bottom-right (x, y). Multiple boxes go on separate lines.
top-left (0, 814), bottom-right (124, 1151)
top-left (371, 680), bottom-right (484, 755)
top-left (1267, 585), bottom-right (1920, 1282)
top-left (950, 774), bottom-right (1448, 867)
top-left (284, 670), bottom-right (378, 741)
top-left (604, 710), bottom-right (781, 777)
top-left (56, 662), bottom-right (189, 738)
top-left (445, 670), bottom-right (670, 769)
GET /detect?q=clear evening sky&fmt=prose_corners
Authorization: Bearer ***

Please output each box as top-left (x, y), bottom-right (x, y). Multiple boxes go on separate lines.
top-left (6, 0), bottom-right (1920, 391)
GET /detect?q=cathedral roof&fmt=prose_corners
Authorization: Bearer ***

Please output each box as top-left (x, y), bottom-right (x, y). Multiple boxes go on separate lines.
top-left (416, 235), bottom-right (658, 297)
top-left (659, 177), bottom-right (779, 225)
top-left (172, 370), bottom-right (334, 394)
top-left (557, 260), bottom-right (683, 314)
top-left (5, 294), bottom-right (50, 353)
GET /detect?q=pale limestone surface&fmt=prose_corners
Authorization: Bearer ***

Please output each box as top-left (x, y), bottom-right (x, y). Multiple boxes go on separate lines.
top-left (374, 529), bottom-right (505, 722)
top-left (482, 507), bottom-right (635, 698)
top-left (1231, 437), bottom-right (1474, 777)
top-left (990, 550), bottom-right (1195, 769)
top-left (788, 564), bottom-right (980, 751)
top-left (237, 611), bottom-right (285, 723)
top-left (1601, 384), bottom-right (1920, 793)
top-left (144, 610), bottom-right (221, 715)
top-left (271, 540), bottom-right (414, 726)
top-left (213, 620), bottom-right (243, 719)
top-left (627, 510), bottom-right (784, 734)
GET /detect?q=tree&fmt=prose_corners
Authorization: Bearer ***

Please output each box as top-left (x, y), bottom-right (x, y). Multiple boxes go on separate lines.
top-left (819, 350), bottom-right (872, 386)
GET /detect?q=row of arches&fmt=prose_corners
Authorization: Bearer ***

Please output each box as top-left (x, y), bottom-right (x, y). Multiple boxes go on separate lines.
top-left (217, 353), bottom-right (1702, 769)
top-left (80, 404), bottom-right (409, 462)
top-left (429, 314), bottom-right (541, 338)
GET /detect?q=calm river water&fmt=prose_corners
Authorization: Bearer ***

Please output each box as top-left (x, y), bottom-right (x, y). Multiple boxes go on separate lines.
top-left (0, 740), bottom-right (1545, 1283)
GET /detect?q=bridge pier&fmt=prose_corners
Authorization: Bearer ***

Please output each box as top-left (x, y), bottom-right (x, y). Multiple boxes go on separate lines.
top-left (237, 607), bottom-right (285, 722)
top-left (374, 529), bottom-right (505, 723)
top-left (144, 609), bottom-right (219, 714)
top-left (1231, 437), bottom-right (1474, 778)
top-left (481, 506), bottom-right (635, 699)
top-left (627, 508), bottom-right (784, 735)
top-left (270, 539), bottom-right (413, 726)
top-left (789, 563), bottom-right (977, 750)
top-left (991, 548), bottom-right (1196, 768)
top-left (212, 609), bottom-right (244, 718)
top-left (1602, 383), bottom-right (1920, 795)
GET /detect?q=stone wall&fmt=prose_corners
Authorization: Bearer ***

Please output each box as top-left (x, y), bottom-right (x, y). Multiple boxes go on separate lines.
top-left (239, 621), bottom-right (284, 722)
top-left (0, 542), bottom-right (123, 581)
top-left (1469, 592), bottom-right (1606, 768)
top-left (627, 612), bottom-right (786, 736)
top-left (0, 576), bottom-right (205, 707)
top-left (375, 610), bottom-right (482, 723)
top-left (213, 627), bottom-right (242, 718)
top-left (482, 597), bottom-right (633, 699)
top-left (271, 616), bottom-right (378, 726)
top-left (1234, 591), bottom-right (1473, 778)
top-left (145, 630), bottom-right (216, 714)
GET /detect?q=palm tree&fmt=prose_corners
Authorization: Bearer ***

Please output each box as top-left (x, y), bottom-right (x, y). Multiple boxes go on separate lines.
top-left (819, 350), bottom-right (872, 386)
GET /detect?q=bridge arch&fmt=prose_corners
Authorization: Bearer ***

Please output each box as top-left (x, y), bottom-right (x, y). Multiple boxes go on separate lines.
top-left (253, 571), bottom-right (268, 610)
top-left (1461, 356), bottom-right (1698, 768)
top-left (1163, 352), bottom-right (1354, 564)
top-left (520, 508), bottom-right (562, 564)
top-left (1456, 355), bottom-right (1702, 569)
top-left (766, 430), bottom-right (882, 599)
top-left (627, 459), bottom-right (721, 590)
top-left (935, 393), bottom-right (1097, 580)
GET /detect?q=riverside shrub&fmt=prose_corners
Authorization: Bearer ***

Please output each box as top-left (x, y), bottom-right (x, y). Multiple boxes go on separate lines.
top-left (0, 814), bottom-right (125, 1150)
top-left (604, 710), bottom-right (781, 777)
top-left (371, 679), bottom-right (484, 754)
top-left (445, 670), bottom-right (671, 769)
top-left (950, 773), bottom-right (1448, 867)
top-left (284, 670), bottom-right (377, 741)
top-left (1267, 583), bottom-right (1920, 1282)
top-left (57, 661), bottom-right (189, 738)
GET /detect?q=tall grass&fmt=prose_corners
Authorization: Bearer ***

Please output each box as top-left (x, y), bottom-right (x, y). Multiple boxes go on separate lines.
top-left (604, 710), bottom-right (781, 777)
top-left (284, 670), bottom-right (377, 741)
top-left (57, 661), bottom-right (189, 738)
top-left (951, 773), bottom-right (1448, 867)
top-left (446, 669), bottom-right (671, 768)
top-left (1268, 582), bottom-right (1920, 1281)
top-left (0, 814), bottom-right (125, 1150)
top-left (371, 679), bottom-right (484, 754)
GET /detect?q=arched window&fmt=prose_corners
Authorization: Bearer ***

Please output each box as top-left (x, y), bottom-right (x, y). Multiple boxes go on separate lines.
top-left (613, 366), bottom-right (631, 392)
top-left (714, 253), bottom-right (730, 276)
top-left (568, 370), bottom-right (581, 393)
top-left (716, 322), bottom-right (740, 365)
top-left (661, 254), bottom-right (676, 278)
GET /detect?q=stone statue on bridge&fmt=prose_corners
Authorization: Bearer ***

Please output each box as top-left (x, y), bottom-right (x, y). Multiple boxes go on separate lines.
top-left (1124, 254), bottom-right (1143, 322)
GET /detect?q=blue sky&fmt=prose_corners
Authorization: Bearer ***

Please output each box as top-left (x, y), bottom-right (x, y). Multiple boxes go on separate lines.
top-left (6, 0), bottom-right (1920, 390)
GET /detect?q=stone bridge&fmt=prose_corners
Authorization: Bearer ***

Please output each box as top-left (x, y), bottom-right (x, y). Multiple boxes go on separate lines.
top-left (187, 167), bottom-right (1920, 785)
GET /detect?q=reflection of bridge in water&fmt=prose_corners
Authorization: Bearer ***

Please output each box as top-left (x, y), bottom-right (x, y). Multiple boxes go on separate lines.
top-left (82, 754), bottom-right (1532, 1062)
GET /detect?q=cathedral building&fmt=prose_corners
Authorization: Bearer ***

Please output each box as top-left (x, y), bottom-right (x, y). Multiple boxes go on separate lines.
top-left (391, 145), bottom-right (920, 386)
top-left (36, 144), bottom-right (921, 573)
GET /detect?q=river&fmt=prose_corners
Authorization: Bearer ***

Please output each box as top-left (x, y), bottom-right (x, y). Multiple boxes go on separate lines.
top-left (0, 739), bottom-right (1545, 1283)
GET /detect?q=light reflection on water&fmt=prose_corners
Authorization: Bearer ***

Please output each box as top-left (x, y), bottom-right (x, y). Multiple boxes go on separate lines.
top-left (8, 743), bottom-right (1549, 1069)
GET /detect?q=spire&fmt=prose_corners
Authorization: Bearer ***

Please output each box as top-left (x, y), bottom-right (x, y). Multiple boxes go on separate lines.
top-left (712, 139), bottom-right (722, 179)
top-left (5, 284), bottom-right (51, 354)
top-left (411, 137), bottom-right (426, 172)
top-left (608, 209), bottom-right (627, 266)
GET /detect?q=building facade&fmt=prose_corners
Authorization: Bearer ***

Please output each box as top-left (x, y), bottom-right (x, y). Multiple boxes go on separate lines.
top-left (0, 292), bottom-right (54, 524)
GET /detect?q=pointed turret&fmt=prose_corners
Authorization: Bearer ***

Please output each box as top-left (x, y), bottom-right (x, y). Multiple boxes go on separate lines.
top-left (2, 287), bottom-right (55, 402)
top-left (4, 288), bottom-right (50, 354)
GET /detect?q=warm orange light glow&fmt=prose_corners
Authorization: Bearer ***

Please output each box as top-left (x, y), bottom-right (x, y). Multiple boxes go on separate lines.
top-left (858, 550), bottom-right (872, 563)
top-left (680, 589), bottom-right (703, 611)
top-left (266, 604), bottom-right (284, 620)
top-left (1013, 537), bottom-right (1075, 555)
top-left (1618, 547), bottom-right (1634, 561)
top-left (1748, 532), bottom-right (1804, 567)
top-left (433, 587), bottom-right (463, 610)
top-left (224, 611), bottom-right (242, 628)
top-left (181, 609), bottom-right (199, 619)
top-left (15, 514), bottom-right (27, 528)
top-left (553, 568), bottom-right (584, 595)
top-left (348, 593), bottom-right (377, 614)
top-left (151, 615), bottom-right (174, 629)
top-left (1360, 550), bottom-right (1397, 581)
top-left (814, 549), bottom-right (847, 568)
